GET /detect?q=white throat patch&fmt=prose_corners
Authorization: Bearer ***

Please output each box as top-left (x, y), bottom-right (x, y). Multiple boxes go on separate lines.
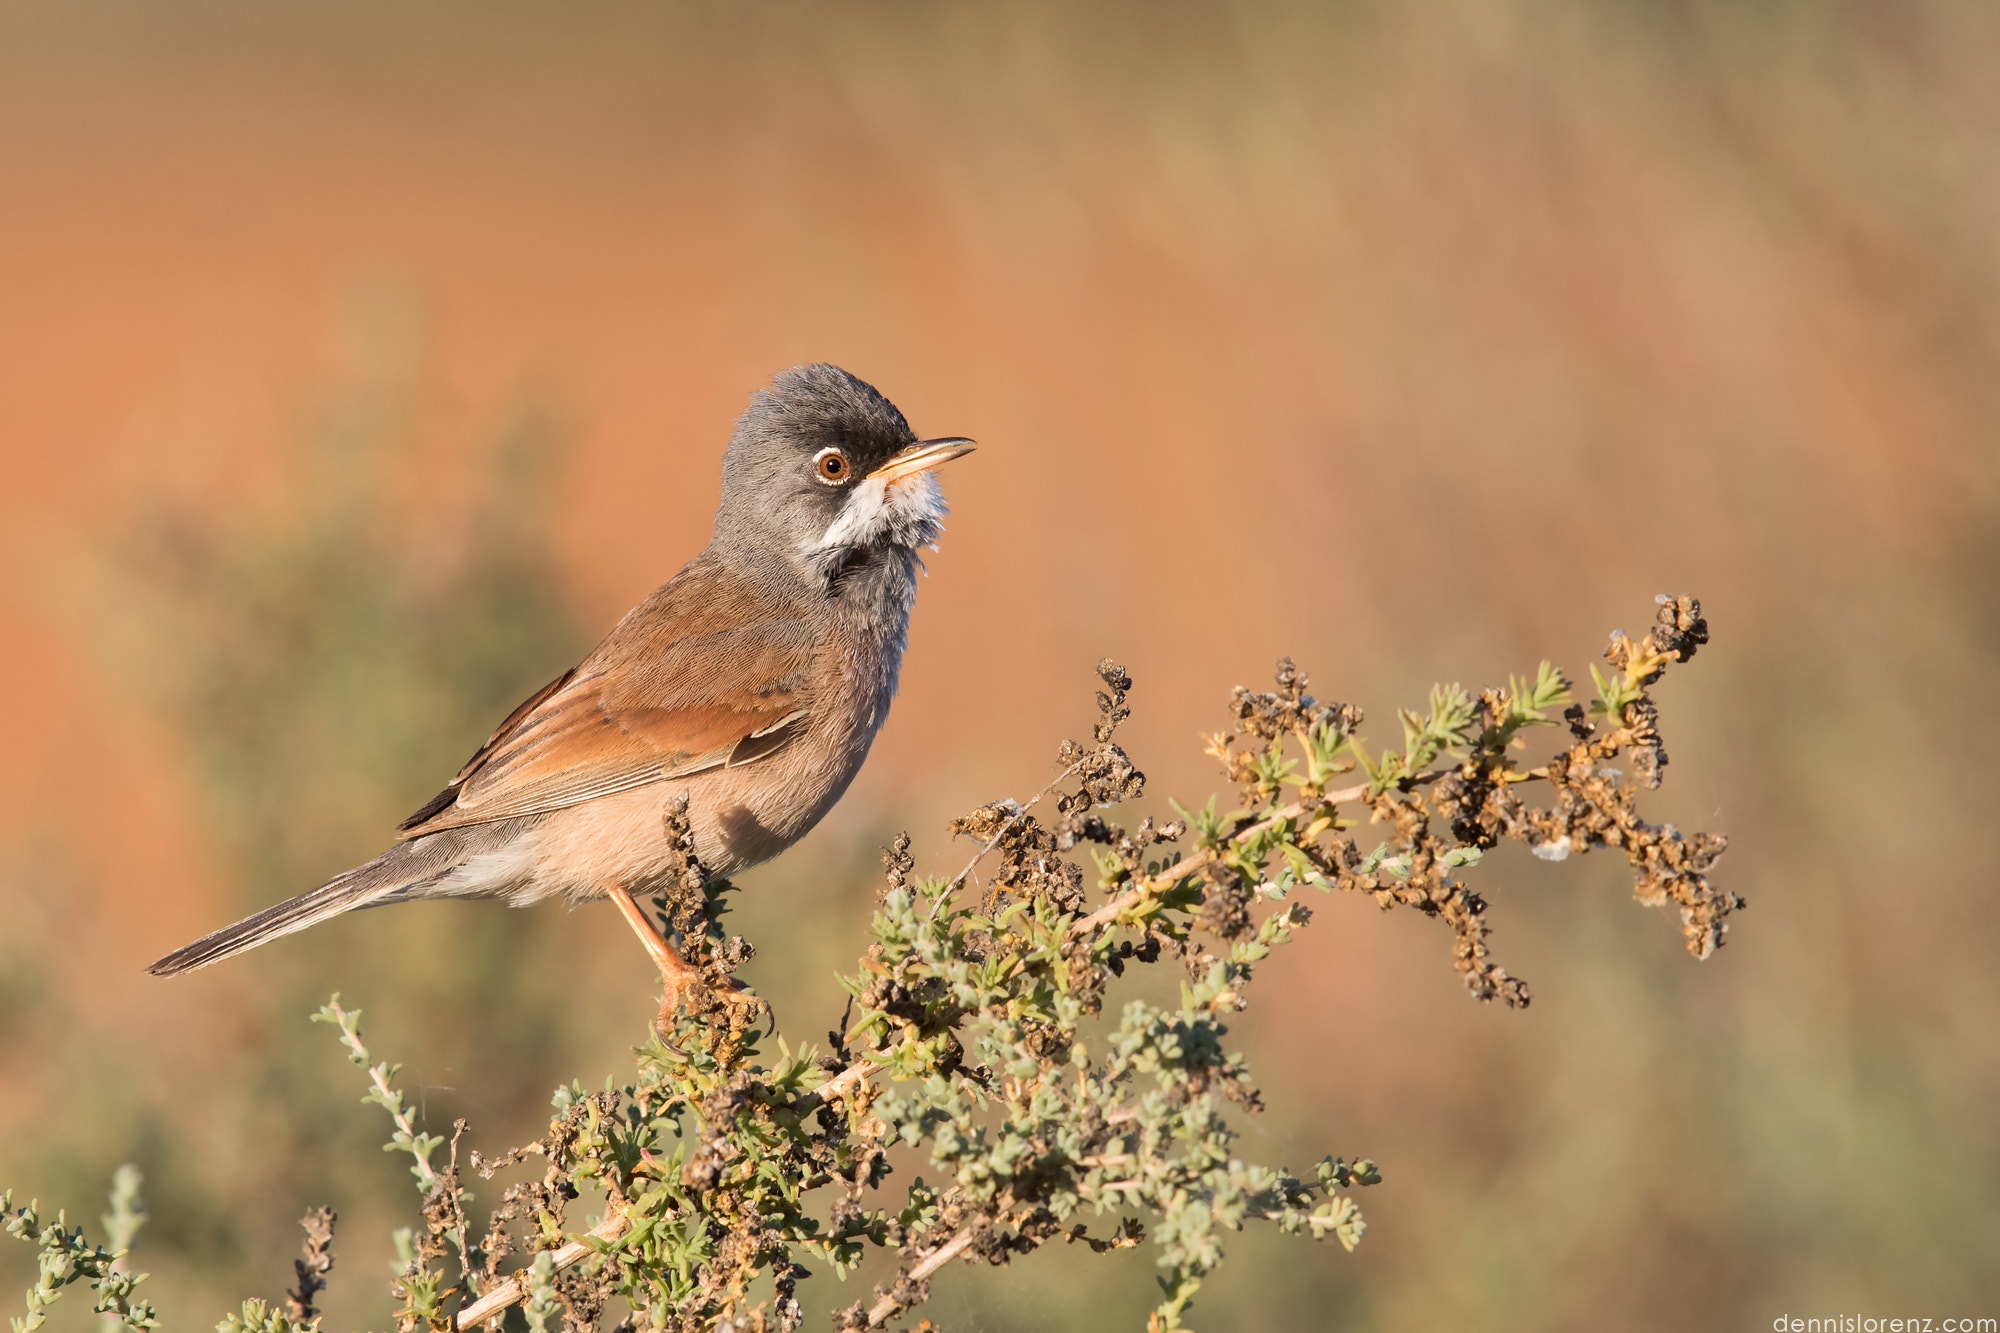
top-left (810, 471), bottom-right (948, 554)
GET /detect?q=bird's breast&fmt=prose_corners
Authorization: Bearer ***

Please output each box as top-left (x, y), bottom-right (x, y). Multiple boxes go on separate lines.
top-left (514, 619), bottom-right (900, 904)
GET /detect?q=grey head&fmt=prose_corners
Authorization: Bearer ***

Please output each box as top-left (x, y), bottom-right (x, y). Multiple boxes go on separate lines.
top-left (709, 364), bottom-right (974, 599)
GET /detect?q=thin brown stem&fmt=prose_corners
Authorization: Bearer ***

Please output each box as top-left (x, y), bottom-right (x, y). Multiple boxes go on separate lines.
top-left (1061, 766), bottom-right (1488, 938)
top-left (451, 1214), bottom-right (631, 1330)
top-left (864, 1227), bottom-right (978, 1327)
top-left (930, 758), bottom-right (1088, 920)
top-left (1064, 799), bottom-right (1311, 938)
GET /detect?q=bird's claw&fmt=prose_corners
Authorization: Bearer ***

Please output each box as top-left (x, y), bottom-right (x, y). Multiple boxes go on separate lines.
top-left (652, 969), bottom-right (767, 1041)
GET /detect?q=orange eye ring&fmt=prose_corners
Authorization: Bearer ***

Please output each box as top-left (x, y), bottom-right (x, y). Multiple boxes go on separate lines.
top-left (813, 448), bottom-right (850, 485)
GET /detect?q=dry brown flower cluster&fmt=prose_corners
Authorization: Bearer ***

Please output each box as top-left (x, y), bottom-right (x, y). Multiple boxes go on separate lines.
top-left (1193, 593), bottom-right (1735, 1006)
top-left (284, 1208), bottom-right (338, 1326)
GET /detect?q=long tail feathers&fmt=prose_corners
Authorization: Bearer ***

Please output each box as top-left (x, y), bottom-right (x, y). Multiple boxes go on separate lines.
top-left (148, 846), bottom-right (433, 977)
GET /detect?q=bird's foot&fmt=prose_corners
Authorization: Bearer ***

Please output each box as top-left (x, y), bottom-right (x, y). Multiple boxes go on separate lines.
top-left (604, 879), bottom-right (767, 1039)
top-left (652, 965), bottom-right (767, 1040)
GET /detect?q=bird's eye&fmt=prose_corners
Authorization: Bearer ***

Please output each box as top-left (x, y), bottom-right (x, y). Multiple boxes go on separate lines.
top-left (813, 448), bottom-right (850, 485)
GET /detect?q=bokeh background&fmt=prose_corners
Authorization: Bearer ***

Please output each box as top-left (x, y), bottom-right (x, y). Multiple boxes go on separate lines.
top-left (4, 2), bottom-right (1997, 1329)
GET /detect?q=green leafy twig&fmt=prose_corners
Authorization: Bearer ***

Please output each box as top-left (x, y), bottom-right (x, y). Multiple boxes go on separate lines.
top-left (312, 996), bottom-right (473, 1332)
top-left (4, 1174), bottom-right (158, 1332)
top-left (311, 995), bottom-right (442, 1192)
top-left (96, 1165), bottom-right (148, 1333)
top-left (215, 1298), bottom-right (310, 1333)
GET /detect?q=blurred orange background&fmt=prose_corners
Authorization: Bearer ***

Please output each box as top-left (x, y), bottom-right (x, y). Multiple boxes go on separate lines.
top-left (4, 3), bottom-right (1997, 1329)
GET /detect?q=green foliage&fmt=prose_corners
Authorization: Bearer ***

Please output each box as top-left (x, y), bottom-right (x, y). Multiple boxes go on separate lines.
top-left (6, 597), bottom-right (1730, 1330)
top-left (214, 1299), bottom-right (307, 1333)
top-left (3, 1172), bottom-right (156, 1332)
top-left (519, 1254), bottom-right (562, 1333)
top-left (311, 997), bottom-right (444, 1193)
top-left (98, 1167), bottom-right (146, 1268)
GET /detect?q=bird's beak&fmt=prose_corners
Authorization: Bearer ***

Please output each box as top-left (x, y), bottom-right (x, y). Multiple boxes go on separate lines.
top-left (868, 437), bottom-right (976, 485)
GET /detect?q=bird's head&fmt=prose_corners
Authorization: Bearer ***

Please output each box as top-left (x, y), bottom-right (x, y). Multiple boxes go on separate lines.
top-left (712, 363), bottom-right (973, 586)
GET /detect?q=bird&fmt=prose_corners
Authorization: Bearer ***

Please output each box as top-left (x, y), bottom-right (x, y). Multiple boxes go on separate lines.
top-left (148, 363), bottom-right (973, 1017)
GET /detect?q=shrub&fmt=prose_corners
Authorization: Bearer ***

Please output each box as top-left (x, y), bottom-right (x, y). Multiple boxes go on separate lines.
top-left (7, 596), bottom-right (1730, 1332)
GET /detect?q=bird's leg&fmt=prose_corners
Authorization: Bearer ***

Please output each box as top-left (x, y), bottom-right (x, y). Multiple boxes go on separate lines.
top-left (604, 880), bottom-right (701, 1011)
top-left (602, 881), bottom-right (758, 1033)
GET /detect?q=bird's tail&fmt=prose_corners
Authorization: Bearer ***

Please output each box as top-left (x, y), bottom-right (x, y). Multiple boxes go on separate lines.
top-left (148, 840), bottom-right (452, 976)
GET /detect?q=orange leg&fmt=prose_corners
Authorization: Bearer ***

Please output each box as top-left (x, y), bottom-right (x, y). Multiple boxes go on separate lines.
top-left (603, 881), bottom-right (757, 1028)
top-left (604, 881), bottom-right (695, 980)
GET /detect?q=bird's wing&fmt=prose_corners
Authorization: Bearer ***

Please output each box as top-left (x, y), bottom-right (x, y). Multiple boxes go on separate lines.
top-left (397, 572), bottom-right (817, 838)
